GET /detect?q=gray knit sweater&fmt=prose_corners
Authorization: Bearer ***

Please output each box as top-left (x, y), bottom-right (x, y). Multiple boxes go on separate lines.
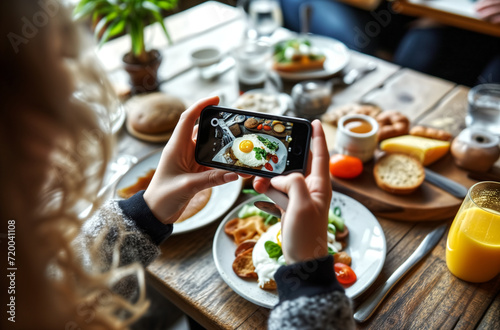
top-left (80, 191), bottom-right (355, 329)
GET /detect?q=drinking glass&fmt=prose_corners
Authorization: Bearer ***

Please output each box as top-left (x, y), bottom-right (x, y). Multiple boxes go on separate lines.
top-left (232, 40), bottom-right (271, 95)
top-left (248, 0), bottom-right (283, 39)
top-left (466, 84), bottom-right (500, 136)
top-left (446, 181), bottom-right (500, 283)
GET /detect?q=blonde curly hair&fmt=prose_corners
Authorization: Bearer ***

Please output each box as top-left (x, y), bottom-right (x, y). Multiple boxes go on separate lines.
top-left (0, 1), bottom-right (148, 328)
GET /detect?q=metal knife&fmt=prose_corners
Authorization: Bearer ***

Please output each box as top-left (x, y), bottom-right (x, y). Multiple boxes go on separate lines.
top-left (353, 224), bottom-right (447, 323)
top-left (424, 168), bottom-right (468, 199)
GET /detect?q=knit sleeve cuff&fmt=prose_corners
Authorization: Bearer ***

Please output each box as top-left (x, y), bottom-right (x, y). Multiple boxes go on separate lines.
top-left (274, 255), bottom-right (344, 303)
top-left (118, 190), bottom-right (173, 245)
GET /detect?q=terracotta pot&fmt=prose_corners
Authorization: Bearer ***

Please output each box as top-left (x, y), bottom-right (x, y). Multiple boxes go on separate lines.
top-left (122, 50), bottom-right (162, 94)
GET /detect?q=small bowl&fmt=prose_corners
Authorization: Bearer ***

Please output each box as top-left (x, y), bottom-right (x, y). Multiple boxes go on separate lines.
top-left (190, 47), bottom-right (222, 67)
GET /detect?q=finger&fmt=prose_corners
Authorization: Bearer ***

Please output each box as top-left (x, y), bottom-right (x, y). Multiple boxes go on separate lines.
top-left (309, 120), bottom-right (330, 179)
top-left (186, 169), bottom-right (238, 192)
top-left (171, 96), bottom-right (220, 143)
top-left (253, 176), bottom-right (271, 193)
top-left (270, 173), bottom-right (311, 202)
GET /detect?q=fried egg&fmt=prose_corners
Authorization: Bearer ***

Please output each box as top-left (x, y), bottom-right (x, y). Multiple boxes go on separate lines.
top-left (231, 134), bottom-right (277, 168)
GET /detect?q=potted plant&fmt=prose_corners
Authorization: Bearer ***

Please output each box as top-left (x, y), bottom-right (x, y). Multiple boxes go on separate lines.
top-left (73, 0), bottom-right (179, 94)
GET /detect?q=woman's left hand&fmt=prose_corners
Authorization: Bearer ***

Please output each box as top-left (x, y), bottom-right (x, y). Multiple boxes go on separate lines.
top-left (143, 96), bottom-right (247, 224)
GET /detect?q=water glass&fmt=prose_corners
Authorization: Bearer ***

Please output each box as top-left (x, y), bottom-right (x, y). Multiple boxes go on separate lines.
top-left (446, 181), bottom-right (500, 283)
top-left (248, 0), bottom-right (283, 39)
top-left (466, 84), bottom-right (500, 136)
top-left (232, 40), bottom-right (271, 95)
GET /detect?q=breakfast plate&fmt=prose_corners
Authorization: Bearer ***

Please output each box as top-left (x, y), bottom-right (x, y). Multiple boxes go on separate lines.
top-left (212, 134), bottom-right (288, 175)
top-left (213, 192), bottom-right (386, 308)
top-left (273, 35), bottom-right (350, 81)
top-left (114, 149), bottom-right (243, 235)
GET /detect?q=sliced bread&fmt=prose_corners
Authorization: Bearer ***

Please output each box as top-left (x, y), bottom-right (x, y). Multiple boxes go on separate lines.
top-left (373, 153), bottom-right (425, 195)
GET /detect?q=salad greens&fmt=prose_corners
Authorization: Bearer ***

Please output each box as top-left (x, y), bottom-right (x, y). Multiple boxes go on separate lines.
top-left (238, 204), bottom-right (279, 226)
top-left (265, 241), bottom-right (282, 259)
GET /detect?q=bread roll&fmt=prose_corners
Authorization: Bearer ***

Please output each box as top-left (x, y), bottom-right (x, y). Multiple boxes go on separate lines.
top-left (373, 153), bottom-right (425, 195)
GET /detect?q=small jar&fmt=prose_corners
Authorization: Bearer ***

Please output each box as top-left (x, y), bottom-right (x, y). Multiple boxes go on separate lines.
top-left (334, 114), bottom-right (379, 162)
top-left (451, 128), bottom-right (500, 172)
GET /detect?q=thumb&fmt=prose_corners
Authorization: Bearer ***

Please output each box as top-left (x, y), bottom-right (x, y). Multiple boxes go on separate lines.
top-left (270, 173), bottom-right (310, 202)
top-left (187, 169), bottom-right (238, 192)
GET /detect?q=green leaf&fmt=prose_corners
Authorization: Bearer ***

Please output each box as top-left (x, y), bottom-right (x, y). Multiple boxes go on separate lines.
top-left (93, 12), bottom-right (118, 40)
top-left (99, 18), bottom-right (126, 45)
top-left (155, 0), bottom-right (178, 10)
top-left (264, 241), bottom-right (282, 259)
top-left (328, 247), bottom-right (336, 255)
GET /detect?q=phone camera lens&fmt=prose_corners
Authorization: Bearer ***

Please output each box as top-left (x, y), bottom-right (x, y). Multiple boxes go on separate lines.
top-left (211, 118), bottom-right (219, 127)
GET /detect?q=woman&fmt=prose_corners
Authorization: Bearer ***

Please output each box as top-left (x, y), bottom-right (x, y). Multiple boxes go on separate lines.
top-left (0, 1), bottom-right (353, 328)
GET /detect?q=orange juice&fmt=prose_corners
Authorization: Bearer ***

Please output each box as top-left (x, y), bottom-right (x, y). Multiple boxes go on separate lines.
top-left (446, 206), bottom-right (500, 283)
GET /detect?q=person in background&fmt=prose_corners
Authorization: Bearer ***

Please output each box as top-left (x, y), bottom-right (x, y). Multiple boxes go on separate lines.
top-left (0, 0), bottom-right (354, 329)
top-left (279, 0), bottom-right (416, 58)
top-left (393, 0), bottom-right (500, 86)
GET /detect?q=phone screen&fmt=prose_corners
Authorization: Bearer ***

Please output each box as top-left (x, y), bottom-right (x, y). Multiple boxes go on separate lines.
top-left (195, 106), bottom-right (312, 178)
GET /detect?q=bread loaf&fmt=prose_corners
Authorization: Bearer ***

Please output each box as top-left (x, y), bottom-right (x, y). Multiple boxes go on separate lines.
top-left (373, 153), bottom-right (425, 195)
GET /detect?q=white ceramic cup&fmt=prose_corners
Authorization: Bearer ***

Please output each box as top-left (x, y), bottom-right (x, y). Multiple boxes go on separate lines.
top-left (334, 114), bottom-right (379, 162)
top-left (190, 47), bottom-right (222, 79)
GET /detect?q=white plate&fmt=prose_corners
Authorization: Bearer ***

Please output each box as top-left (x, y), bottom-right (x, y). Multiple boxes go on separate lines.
top-left (274, 35), bottom-right (350, 81)
top-left (114, 149), bottom-right (243, 235)
top-left (212, 134), bottom-right (288, 175)
top-left (213, 193), bottom-right (386, 308)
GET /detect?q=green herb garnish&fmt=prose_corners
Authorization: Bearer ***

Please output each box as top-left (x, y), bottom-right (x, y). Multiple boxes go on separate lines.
top-left (254, 147), bottom-right (268, 160)
top-left (265, 241), bottom-right (282, 259)
top-left (257, 136), bottom-right (278, 151)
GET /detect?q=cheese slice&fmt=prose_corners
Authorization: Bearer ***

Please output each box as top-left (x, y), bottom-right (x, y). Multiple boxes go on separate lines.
top-left (380, 135), bottom-right (450, 166)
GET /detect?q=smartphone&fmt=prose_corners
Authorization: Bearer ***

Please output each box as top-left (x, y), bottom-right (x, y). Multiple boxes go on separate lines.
top-left (195, 105), bottom-right (312, 178)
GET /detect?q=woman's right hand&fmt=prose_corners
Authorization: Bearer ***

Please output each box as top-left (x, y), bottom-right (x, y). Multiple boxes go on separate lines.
top-left (476, 0), bottom-right (500, 24)
top-left (253, 120), bottom-right (332, 264)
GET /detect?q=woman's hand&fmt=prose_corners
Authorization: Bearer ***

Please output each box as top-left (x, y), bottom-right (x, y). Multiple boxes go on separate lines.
top-left (476, 0), bottom-right (500, 24)
top-left (143, 96), bottom-right (243, 224)
top-left (253, 120), bottom-right (332, 264)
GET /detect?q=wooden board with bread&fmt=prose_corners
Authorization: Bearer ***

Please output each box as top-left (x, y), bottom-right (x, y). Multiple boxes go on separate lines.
top-left (322, 103), bottom-right (482, 221)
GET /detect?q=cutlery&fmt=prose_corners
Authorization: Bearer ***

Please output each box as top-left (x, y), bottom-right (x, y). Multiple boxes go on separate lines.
top-left (353, 223), bottom-right (447, 323)
top-left (254, 201), bottom-right (282, 217)
top-left (424, 168), bottom-right (468, 199)
top-left (254, 186), bottom-right (289, 216)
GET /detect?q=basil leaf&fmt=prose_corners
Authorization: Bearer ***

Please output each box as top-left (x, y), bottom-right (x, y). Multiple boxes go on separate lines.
top-left (265, 241), bottom-right (282, 259)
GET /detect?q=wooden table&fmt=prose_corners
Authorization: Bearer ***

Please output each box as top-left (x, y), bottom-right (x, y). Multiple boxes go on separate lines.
top-left (98, 2), bottom-right (500, 329)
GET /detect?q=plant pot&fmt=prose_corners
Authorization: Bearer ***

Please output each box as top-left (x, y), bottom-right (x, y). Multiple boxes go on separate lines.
top-left (122, 50), bottom-right (162, 94)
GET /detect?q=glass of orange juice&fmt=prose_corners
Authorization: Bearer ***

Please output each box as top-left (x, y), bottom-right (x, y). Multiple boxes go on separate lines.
top-left (446, 181), bottom-right (500, 283)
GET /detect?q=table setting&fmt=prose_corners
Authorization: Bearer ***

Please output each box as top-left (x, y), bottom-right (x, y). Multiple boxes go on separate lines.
top-left (89, 1), bottom-right (500, 328)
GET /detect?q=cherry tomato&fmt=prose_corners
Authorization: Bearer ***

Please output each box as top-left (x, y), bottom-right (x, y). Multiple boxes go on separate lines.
top-left (271, 155), bottom-right (279, 163)
top-left (329, 154), bottom-right (363, 179)
top-left (257, 124), bottom-right (263, 130)
top-left (263, 125), bottom-right (272, 131)
top-left (334, 263), bottom-right (357, 286)
top-left (265, 163), bottom-right (273, 171)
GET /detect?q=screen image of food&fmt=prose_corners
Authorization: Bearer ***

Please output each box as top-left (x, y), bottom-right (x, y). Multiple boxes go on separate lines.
top-left (208, 111), bottom-right (294, 174)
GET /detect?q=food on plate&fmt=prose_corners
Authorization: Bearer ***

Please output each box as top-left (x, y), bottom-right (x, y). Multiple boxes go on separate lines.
top-left (226, 200), bottom-right (355, 290)
top-left (273, 39), bottom-right (326, 72)
top-left (117, 167), bottom-right (211, 223)
top-left (232, 248), bottom-right (257, 278)
top-left (379, 135), bottom-right (450, 166)
top-left (375, 110), bottom-right (410, 142)
top-left (321, 103), bottom-right (382, 127)
top-left (227, 134), bottom-right (279, 170)
top-left (126, 92), bottom-right (185, 142)
top-left (334, 263), bottom-right (357, 287)
top-left (233, 92), bottom-right (283, 114)
top-left (409, 125), bottom-right (453, 141)
top-left (117, 169), bottom-right (155, 198)
top-left (373, 153), bottom-right (425, 195)
top-left (244, 117), bottom-right (260, 129)
top-left (225, 215), bottom-right (269, 244)
top-left (329, 154), bottom-right (363, 179)
top-left (176, 188), bottom-right (212, 223)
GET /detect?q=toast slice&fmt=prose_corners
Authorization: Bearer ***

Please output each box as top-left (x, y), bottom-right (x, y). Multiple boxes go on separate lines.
top-left (373, 153), bottom-right (425, 195)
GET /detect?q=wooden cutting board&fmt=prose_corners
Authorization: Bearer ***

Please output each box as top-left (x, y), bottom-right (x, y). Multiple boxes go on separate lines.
top-left (330, 153), bottom-right (477, 221)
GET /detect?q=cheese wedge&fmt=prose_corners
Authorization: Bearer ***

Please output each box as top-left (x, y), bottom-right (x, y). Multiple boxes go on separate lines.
top-left (380, 135), bottom-right (450, 166)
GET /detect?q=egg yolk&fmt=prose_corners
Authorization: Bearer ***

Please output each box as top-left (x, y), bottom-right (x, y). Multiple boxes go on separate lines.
top-left (239, 140), bottom-right (254, 153)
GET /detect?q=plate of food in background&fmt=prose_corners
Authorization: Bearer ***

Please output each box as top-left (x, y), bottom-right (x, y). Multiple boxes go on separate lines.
top-left (213, 192), bottom-right (386, 308)
top-left (272, 35), bottom-right (350, 81)
top-left (114, 149), bottom-right (243, 234)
